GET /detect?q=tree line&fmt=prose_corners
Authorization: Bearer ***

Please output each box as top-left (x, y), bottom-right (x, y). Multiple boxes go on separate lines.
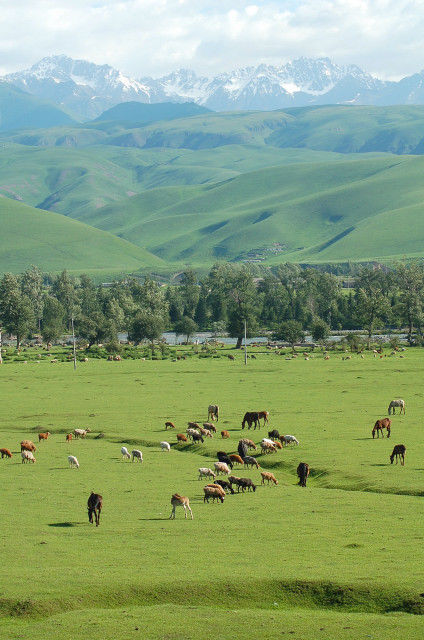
top-left (0, 262), bottom-right (424, 349)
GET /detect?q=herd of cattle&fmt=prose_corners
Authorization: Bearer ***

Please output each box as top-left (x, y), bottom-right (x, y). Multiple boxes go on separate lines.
top-left (0, 399), bottom-right (407, 524)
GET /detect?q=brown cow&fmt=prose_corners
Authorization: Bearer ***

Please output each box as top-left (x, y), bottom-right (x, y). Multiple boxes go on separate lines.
top-left (38, 432), bottom-right (51, 442)
top-left (66, 433), bottom-right (73, 442)
top-left (221, 430), bottom-right (230, 439)
top-left (165, 421), bottom-right (176, 430)
top-left (177, 433), bottom-right (188, 443)
top-left (0, 448), bottom-right (12, 458)
top-left (228, 454), bottom-right (244, 465)
top-left (20, 440), bottom-right (36, 453)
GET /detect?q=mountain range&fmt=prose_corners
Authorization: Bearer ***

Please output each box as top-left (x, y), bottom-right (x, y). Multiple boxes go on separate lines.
top-left (5, 55), bottom-right (424, 120)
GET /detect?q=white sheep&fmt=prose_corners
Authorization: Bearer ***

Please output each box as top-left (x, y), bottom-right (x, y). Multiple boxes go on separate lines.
top-left (121, 446), bottom-right (131, 460)
top-left (282, 435), bottom-right (299, 446)
top-left (214, 461), bottom-right (230, 475)
top-left (160, 441), bottom-right (171, 452)
top-left (74, 428), bottom-right (90, 439)
top-left (261, 438), bottom-right (276, 446)
top-left (68, 455), bottom-right (79, 469)
top-left (198, 467), bottom-right (216, 480)
top-left (21, 450), bottom-right (36, 464)
top-left (186, 428), bottom-right (200, 439)
top-left (131, 449), bottom-right (143, 463)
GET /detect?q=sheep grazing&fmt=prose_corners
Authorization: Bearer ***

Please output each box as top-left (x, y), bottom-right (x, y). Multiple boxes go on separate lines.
top-left (390, 444), bottom-right (406, 465)
top-left (221, 430), bottom-right (230, 439)
top-left (198, 426), bottom-right (213, 438)
top-left (160, 441), bottom-right (171, 452)
top-left (238, 478), bottom-right (256, 492)
top-left (131, 449), bottom-right (143, 463)
top-left (170, 493), bottom-right (193, 519)
top-left (165, 421), bottom-right (176, 430)
top-left (228, 475), bottom-right (241, 489)
top-left (243, 455), bottom-right (260, 469)
top-left (68, 455), bottom-right (79, 469)
top-left (0, 448), bottom-right (12, 459)
top-left (203, 422), bottom-right (217, 433)
top-left (21, 450), bottom-right (36, 464)
top-left (203, 484), bottom-right (225, 503)
top-left (261, 471), bottom-right (278, 485)
top-left (186, 428), bottom-right (200, 440)
top-left (187, 422), bottom-right (200, 430)
top-left (74, 428), bottom-right (90, 439)
top-left (38, 432), bottom-right (51, 442)
top-left (20, 440), bottom-right (36, 453)
top-left (198, 467), bottom-right (216, 481)
top-left (240, 438), bottom-right (257, 450)
top-left (66, 433), bottom-right (73, 442)
top-left (228, 454), bottom-right (244, 466)
top-left (214, 479), bottom-right (234, 494)
top-left (177, 433), bottom-right (188, 443)
top-left (280, 435), bottom-right (299, 446)
top-left (192, 433), bottom-right (204, 443)
top-left (121, 446), bottom-right (131, 460)
top-left (260, 441), bottom-right (276, 454)
top-left (214, 461), bottom-right (230, 476)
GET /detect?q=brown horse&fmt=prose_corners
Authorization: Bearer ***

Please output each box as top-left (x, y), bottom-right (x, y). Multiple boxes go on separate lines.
top-left (372, 418), bottom-right (391, 439)
top-left (87, 492), bottom-right (103, 526)
top-left (297, 462), bottom-right (310, 487)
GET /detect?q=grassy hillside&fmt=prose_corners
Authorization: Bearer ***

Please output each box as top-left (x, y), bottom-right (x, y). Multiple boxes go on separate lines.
top-left (0, 350), bottom-right (423, 637)
top-left (0, 82), bottom-right (75, 132)
top-left (94, 100), bottom-right (210, 124)
top-left (80, 154), bottom-right (424, 264)
top-left (3, 105), bottom-right (424, 268)
top-left (0, 196), bottom-right (163, 274)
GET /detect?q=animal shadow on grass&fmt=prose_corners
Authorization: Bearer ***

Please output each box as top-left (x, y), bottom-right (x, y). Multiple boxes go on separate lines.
top-left (48, 522), bottom-right (82, 527)
top-left (370, 463), bottom-right (387, 467)
top-left (353, 437), bottom-right (373, 441)
top-left (138, 517), bottom-right (170, 521)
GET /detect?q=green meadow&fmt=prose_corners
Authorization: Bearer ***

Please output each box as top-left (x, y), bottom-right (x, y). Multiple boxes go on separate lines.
top-left (0, 347), bottom-right (423, 639)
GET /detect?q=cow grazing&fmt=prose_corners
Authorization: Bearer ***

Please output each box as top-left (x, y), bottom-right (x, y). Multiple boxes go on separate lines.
top-left (21, 450), bottom-right (36, 464)
top-left (160, 441), bottom-right (171, 452)
top-left (228, 454), bottom-right (244, 466)
top-left (88, 492), bottom-right (103, 526)
top-left (242, 412), bottom-right (260, 430)
top-left (261, 471), bottom-right (278, 485)
top-left (243, 456), bottom-right (260, 469)
top-left (121, 446), bottom-right (131, 460)
top-left (68, 455), bottom-right (79, 469)
top-left (170, 494), bottom-right (193, 519)
top-left (390, 444), bottom-right (406, 465)
top-left (203, 422), bottom-right (217, 433)
top-left (20, 440), bottom-right (36, 453)
top-left (221, 430), bottom-right (230, 439)
top-left (177, 433), bottom-right (188, 443)
top-left (38, 432), bottom-right (51, 442)
top-left (268, 429), bottom-right (280, 440)
top-left (0, 448), bottom-right (12, 459)
top-left (297, 462), bottom-right (310, 487)
top-left (66, 433), bottom-right (73, 442)
top-left (165, 421), bottom-right (176, 430)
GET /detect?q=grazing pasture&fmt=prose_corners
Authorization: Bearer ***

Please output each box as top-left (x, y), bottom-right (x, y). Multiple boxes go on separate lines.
top-left (0, 349), bottom-right (423, 639)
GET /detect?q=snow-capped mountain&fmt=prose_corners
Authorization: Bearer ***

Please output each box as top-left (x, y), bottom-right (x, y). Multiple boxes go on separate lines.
top-left (5, 55), bottom-right (424, 120)
top-left (5, 55), bottom-right (151, 120)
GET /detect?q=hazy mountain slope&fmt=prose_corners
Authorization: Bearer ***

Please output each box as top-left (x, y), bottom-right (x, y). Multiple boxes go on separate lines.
top-left (95, 101), bottom-right (210, 123)
top-left (0, 82), bottom-right (75, 131)
top-left (0, 196), bottom-right (163, 274)
top-left (79, 155), bottom-right (424, 264)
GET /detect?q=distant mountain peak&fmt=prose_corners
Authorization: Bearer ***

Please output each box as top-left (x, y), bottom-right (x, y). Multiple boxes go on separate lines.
top-left (4, 55), bottom-right (424, 120)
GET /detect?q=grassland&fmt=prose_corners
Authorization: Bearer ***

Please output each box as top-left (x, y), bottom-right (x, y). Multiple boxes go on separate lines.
top-left (0, 347), bottom-right (423, 639)
top-left (0, 196), bottom-right (163, 275)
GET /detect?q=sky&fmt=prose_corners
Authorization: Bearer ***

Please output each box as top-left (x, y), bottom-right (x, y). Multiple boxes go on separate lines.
top-left (0, 0), bottom-right (423, 79)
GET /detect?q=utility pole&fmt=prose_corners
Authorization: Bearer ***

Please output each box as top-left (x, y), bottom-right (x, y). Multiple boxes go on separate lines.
top-left (244, 319), bottom-right (247, 365)
top-left (71, 316), bottom-right (77, 370)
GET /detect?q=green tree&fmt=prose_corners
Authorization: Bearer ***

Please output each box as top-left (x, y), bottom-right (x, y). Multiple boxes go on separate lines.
top-left (395, 263), bottom-right (424, 342)
top-left (0, 273), bottom-right (35, 349)
top-left (51, 270), bottom-right (79, 329)
top-left (76, 312), bottom-right (116, 347)
top-left (354, 268), bottom-right (390, 349)
top-left (174, 316), bottom-right (198, 344)
top-left (311, 318), bottom-right (330, 345)
top-left (21, 265), bottom-right (43, 332)
top-left (41, 295), bottom-right (65, 345)
top-left (226, 267), bottom-right (260, 348)
top-left (180, 270), bottom-right (199, 319)
top-left (274, 320), bottom-right (305, 351)
top-left (129, 311), bottom-right (165, 350)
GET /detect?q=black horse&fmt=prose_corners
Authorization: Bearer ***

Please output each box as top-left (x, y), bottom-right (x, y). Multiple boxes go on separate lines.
top-left (297, 463), bottom-right (310, 487)
top-left (87, 492), bottom-right (103, 526)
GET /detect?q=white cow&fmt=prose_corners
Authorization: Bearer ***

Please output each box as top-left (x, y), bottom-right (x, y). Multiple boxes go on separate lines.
top-left (131, 449), bottom-right (143, 463)
top-left (160, 441), bottom-right (171, 452)
top-left (68, 455), bottom-right (79, 469)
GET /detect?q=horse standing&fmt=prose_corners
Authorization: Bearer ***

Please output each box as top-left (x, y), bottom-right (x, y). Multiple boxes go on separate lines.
top-left (208, 405), bottom-right (219, 422)
top-left (388, 399), bottom-right (405, 415)
top-left (372, 418), bottom-right (391, 438)
top-left (390, 444), bottom-right (406, 465)
top-left (242, 412), bottom-right (260, 430)
top-left (297, 462), bottom-right (310, 487)
top-left (87, 492), bottom-right (103, 527)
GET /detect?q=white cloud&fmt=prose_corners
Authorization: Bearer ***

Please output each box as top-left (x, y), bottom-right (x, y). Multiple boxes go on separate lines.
top-left (0, 0), bottom-right (423, 79)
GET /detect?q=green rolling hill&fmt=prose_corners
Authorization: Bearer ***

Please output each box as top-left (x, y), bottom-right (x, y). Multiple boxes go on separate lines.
top-left (78, 154), bottom-right (424, 265)
top-left (0, 196), bottom-right (163, 275)
top-left (2, 104), bottom-right (424, 270)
